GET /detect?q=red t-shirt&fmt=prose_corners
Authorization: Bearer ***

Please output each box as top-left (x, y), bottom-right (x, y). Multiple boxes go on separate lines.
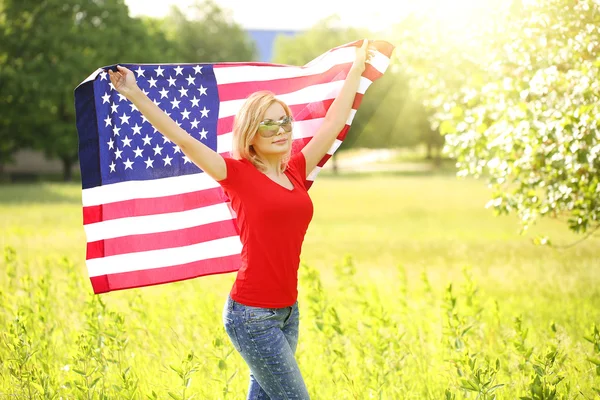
top-left (216, 151), bottom-right (314, 308)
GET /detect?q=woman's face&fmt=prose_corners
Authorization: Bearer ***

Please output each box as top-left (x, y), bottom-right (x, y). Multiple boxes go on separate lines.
top-left (250, 102), bottom-right (292, 157)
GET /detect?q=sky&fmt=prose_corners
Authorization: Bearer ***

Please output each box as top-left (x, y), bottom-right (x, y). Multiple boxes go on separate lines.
top-left (124, 0), bottom-right (400, 31)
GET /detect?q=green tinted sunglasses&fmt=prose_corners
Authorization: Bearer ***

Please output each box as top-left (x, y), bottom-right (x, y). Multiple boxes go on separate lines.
top-left (257, 116), bottom-right (293, 137)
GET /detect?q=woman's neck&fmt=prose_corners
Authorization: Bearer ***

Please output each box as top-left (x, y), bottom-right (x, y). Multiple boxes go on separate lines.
top-left (255, 152), bottom-right (283, 175)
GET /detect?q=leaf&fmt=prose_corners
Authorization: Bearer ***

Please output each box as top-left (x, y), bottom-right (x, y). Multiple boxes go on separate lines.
top-left (440, 120), bottom-right (456, 135)
top-left (586, 357), bottom-right (600, 366)
top-left (168, 392), bottom-right (181, 400)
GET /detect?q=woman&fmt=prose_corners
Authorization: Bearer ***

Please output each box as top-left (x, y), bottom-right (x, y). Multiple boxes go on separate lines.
top-left (108, 39), bottom-right (373, 399)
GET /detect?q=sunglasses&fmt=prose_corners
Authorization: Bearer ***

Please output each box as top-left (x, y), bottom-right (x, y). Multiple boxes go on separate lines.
top-left (257, 116), bottom-right (293, 138)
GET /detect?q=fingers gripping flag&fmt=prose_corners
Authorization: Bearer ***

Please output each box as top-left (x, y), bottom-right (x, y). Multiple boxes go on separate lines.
top-left (74, 40), bottom-right (395, 294)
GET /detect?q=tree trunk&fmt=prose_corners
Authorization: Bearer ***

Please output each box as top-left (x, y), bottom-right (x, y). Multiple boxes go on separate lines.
top-left (61, 156), bottom-right (73, 182)
top-left (0, 163), bottom-right (8, 183)
top-left (426, 139), bottom-right (433, 160)
top-left (332, 153), bottom-right (339, 175)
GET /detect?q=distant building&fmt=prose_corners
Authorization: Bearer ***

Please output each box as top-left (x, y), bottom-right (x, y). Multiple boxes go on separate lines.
top-left (246, 29), bottom-right (302, 62)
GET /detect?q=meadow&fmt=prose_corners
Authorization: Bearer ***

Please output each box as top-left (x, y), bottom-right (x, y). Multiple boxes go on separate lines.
top-left (0, 171), bottom-right (599, 399)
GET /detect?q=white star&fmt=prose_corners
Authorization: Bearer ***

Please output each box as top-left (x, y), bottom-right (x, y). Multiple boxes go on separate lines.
top-left (123, 158), bottom-right (134, 170)
top-left (178, 87), bottom-right (188, 97)
top-left (115, 148), bottom-right (123, 159)
top-left (141, 115), bottom-right (148, 124)
top-left (148, 76), bottom-right (157, 88)
top-left (163, 154), bottom-right (173, 166)
top-left (104, 116), bottom-right (112, 127)
top-left (129, 102), bottom-right (138, 112)
top-left (133, 146), bottom-right (144, 158)
top-left (100, 70), bottom-right (108, 81)
top-left (183, 155), bottom-right (191, 164)
top-left (172, 144), bottom-right (181, 154)
top-left (132, 124), bottom-right (142, 135)
top-left (174, 66), bottom-right (184, 76)
top-left (135, 66), bottom-right (145, 77)
top-left (109, 161), bottom-right (116, 172)
top-left (107, 138), bottom-right (115, 150)
top-left (152, 98), bottom-right (160, 106)
top-left (190, 118), bottom-right (200, 129)
top-left (199, 128), bottom-right (208, 139)
top-left (142, 134), bottom-right (152, 146)
top-left (142, 88), bottom-right (149, 95)
top-left (181, 109), bottom-right (191, 120)
top-left (111, 103), bottom-right (119, 113)
top-left (198, 85), bottom-right (207, 96)
top-left (200, 107), bottom-right (209, 118)
top-left (190, 96), bottom-right (200, 107)
top-left (185, 75), bottom-right (195, 86)
top-left (153, 144), bottom-right (163, 155)
top-left (112, 126), bottom-right (121, 136)
top-left (170, 98), bottom-right (181, 109)
top-left (162, 135), bottom-right (172, 144)
top-left (193, 65), bottom-right (203, 74)
top-left (121, 135), bottom-right (132, 147)
top-left (167, 76), bottom-right (177, 86)
top-left (109, 82), bottom-right (115, 91)
top-left (175, 120), bottom-right (182, 127)
top-left (159, 88), bottom-right (169, 99)
top-left (102, 92), bottom-right (110, 104)
top-left (155, 66), bottom-right (165, 77)
top-left (144, 157), bottom-right (154, 168)
top-left (119, 113), bottom-right (130, 124)
top-left (117, 93), bottom-right (127, 102)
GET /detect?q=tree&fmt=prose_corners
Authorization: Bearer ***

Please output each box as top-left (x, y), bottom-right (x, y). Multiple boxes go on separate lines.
top-left (0, 0), bottom-right (173, 181)
top-left (401, 0), bottom-right (600, 242)
top-left (161, 0), bottom-right (256, 63)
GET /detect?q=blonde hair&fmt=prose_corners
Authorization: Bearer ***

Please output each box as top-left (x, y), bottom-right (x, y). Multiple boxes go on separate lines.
top-left (232, 90), bottom-right (293, 173)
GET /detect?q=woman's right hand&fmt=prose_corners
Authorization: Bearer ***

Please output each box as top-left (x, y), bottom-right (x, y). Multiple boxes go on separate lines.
top-left (108, 65), bottom-right (139, 98)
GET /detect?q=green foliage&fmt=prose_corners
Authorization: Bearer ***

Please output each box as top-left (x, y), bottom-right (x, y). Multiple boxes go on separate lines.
top-left (399, 0), bottom-right (600, 240)
top-left (0, 179), bottom-right (598, 398)
top-left (161, 0), bottom-right (256, 63)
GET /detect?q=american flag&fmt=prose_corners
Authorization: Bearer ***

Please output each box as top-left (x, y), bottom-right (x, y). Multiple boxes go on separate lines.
top-left (74, 40), bottom-right (394, 294)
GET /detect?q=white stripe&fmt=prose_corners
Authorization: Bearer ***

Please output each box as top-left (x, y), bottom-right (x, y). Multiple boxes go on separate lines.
top-left (87, 236), bottom-right (243, 277)
top-left (218, 77), bottom-right (373, 119)
top-left (307, 166), bottom-right (321, 181)
top-left (346, 109), bottom-right (357, 125)
top-left (370, 52), bottom-right (390, 75)
top-left (214, 46), bottom-right (390, 85)
top-left (217, 118), bottom-right (326, 153)
top-left (84, 202), bottom-right (234, 241)
top-left (82, 171), bottom-right (219, 207)
top-left (214, 47), bottom-right (356, 84)
top-left (328, 139), bottom-right (344, 155)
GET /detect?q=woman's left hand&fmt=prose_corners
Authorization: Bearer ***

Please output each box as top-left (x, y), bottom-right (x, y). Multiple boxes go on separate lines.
top-left (352, 39), bottom-right (376, 73)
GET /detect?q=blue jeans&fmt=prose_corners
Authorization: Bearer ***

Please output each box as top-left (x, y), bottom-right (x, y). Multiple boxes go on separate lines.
top-left (222, 294), bottom-right (310, 399)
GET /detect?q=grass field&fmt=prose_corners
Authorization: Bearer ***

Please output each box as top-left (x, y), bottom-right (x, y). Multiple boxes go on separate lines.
top-left (1, 173), bottom-right (599, 399)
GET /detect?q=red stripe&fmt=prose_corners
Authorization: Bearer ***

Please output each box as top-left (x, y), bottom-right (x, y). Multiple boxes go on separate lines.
top-left (83, 187), bottom-right (228, 224)
top-left (217, 63), bottom-right (352, 102)
top-left (86, 219), bottom-right (239, 259)
top-left (213, 62), bottom-right (290, 68)
top-left (90, 254), bottom-right (241, 294)
top-left (217, 99), bottom-right (336, 135)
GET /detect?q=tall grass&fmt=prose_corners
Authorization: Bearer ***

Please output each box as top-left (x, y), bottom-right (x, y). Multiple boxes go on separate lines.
top-left (0, 176), bottom-right (598, 399)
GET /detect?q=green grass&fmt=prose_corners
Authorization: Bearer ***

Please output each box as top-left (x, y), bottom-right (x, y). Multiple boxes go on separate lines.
top-left (1, 175), bottom-right (599, 399)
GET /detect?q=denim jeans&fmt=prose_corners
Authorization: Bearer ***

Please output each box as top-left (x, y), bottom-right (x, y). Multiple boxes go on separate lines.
top-left (222, 294), bottom-right (310, 400)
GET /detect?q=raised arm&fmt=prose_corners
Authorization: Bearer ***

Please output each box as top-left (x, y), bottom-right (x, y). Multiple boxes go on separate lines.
top-left (300, 39), bottom-right (374, 177)
top-left (108, 65), bottom-right (226, 181)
